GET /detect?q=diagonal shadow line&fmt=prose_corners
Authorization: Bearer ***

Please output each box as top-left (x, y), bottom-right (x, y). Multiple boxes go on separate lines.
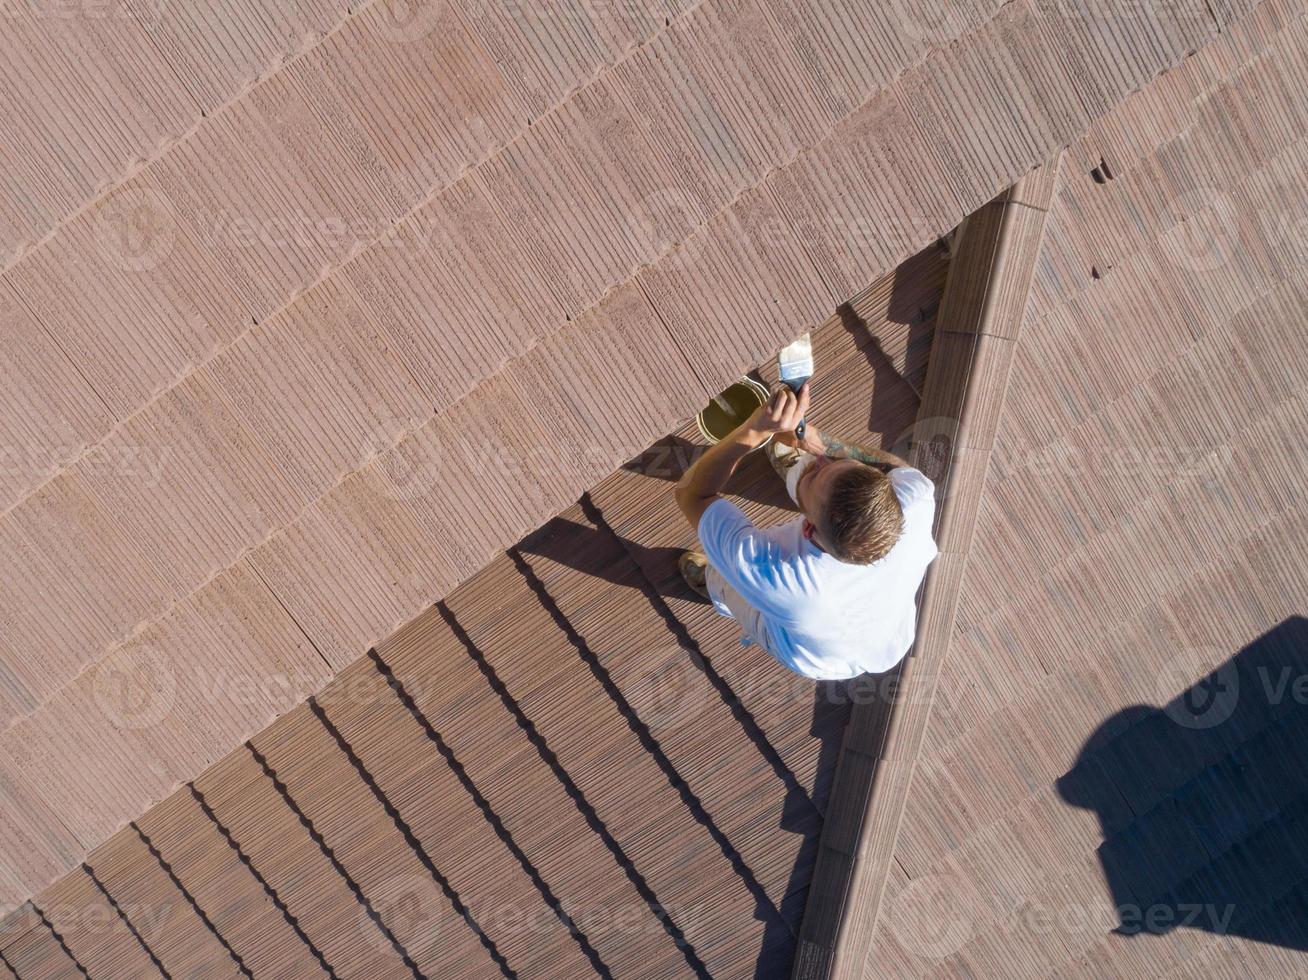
top-left (411, 615), bottom-right (708, 977)
top-left (135, 815), bottom-right (263, 980)
top-left (184, 785), bottom-right (337, 978)
top-left (506, 547), bottom-right (792, 938)
top-left (579, 492), bottom-right (824, 823)
top-left (81, 863), bottom-right (171, 979)
top-left (0, 949), bottom-right (14, 977)
top-left (365, 650), bottom-right (614, 978)
top-left (242, 742), bottom-right (430, 980)
top-left (307, 696), bottom-right (523, 980)
top-left (30, 903), bottom-right (89, 979)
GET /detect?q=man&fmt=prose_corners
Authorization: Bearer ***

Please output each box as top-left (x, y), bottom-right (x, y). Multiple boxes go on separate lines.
top-left (674, 383), bottom-right (938, 681)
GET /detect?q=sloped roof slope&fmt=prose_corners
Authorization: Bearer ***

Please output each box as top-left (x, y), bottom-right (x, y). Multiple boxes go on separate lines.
top-left (859, 2), bottom-right (1308, 974)
top-left (0, 0), bottom-right (1271, 921)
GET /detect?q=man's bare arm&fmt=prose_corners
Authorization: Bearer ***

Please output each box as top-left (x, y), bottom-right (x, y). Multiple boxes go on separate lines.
top-left (817, 429), bottom-right (908, 471)
top-left (675, 384), bottom-right (810, 527)
top-left (779, 424), bottom-right (909, 471)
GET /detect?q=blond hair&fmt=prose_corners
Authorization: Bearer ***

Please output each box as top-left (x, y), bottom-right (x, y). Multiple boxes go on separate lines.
top-left (823, 466), bottom-right (904, 564)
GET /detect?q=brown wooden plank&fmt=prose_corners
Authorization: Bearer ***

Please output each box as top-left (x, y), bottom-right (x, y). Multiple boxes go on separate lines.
top-left (249, 692), bottom-right (515, 977)
top-left (38, 868), bottom-right (162, 979)
top-left (84, 826), bottom-right (245, 980)
top-left (133, 788), bottom-right (329, 979)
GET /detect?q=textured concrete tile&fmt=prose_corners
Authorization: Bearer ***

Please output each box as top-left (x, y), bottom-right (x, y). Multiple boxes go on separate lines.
top-left (762, 0), bottom-right (917, 118)
top-left (78, 368), bottom-right (300, 602)
top-left (1032, 0), bottom-right (1216, 121)
top-left (898, 0), bottom-right (1088, 214)
top-left (0, 6), bottom-right (198, 256)
top-left (612, 0), bottom-right (836, 219)
top-left (291, 2), bottom-right (526, 210)
top-left (208, 275), bottom-right (429, 506)
top-left (0, 756), bottom-right (82, 918)
top-left (247, 455), bottom-right (469, 670)
top-left (0, 469), bottom-right (168, 712)
top-left (0, 107), bottom-right (63, 265)
top-left (638, 181), bottom-right (837, 389)
top-left (2, 669), bottom-right (178, 850)
top-left (454, 0), bottom-right (665, 116)
top-left (344, 174), bottom-right (564, 410)
top-left (503, 281), bottom-right (711, 488)
top-left (399, 371), bottom-right (584, 551)
top-left (126, 790), bottom-right (325, 978)
top-left (133, 0), bottom-right (347, 111)
top-left (609, 19), bottom-right (771, 217)
top-left (6, 174), bottom-right (247, 420)
top-left (770, 85), bottom-right (963, 302)
top-left (251, 705), bottom-right (501, 974)
top-left (313, 664), bottom-right (597, 977)
top-left (81, 826), bottom-right (249, 980)
top-left (146, 93), bottom-right (357, 324)
top-left (678, 0), bottom-right (836, 161)
top-left (0, 284), bottom-right (113, 511)
top-left (37, 871), bottom-right (160, 975)
top-left (100, 561), bottom-right (332, 778)
top-left (476, 75), bottom-right (707, 314)
top-left (4, 555), bottom-right (330, 857)
top-left (0, 915), bottom-right (79, 976)
top-left (243, 67), bottom-right (405, 250)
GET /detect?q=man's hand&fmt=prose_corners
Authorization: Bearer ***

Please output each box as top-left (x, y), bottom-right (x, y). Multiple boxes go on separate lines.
top-left (778, 421), bottom-right (910, 472)
top-left (742, 383), bottom-right (810, 446)
top-left (675, 382), bottom-right (811, 528)
top-left (775, 423), bottom-right (827, 456)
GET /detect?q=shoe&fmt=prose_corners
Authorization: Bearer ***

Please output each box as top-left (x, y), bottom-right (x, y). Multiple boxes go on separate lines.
top-left (767, 438), bottom-right (803, 482)
top-left (678, 550), bottom-right (711, 601)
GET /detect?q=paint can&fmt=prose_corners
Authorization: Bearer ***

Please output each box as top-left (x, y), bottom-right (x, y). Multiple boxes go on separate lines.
top-left (695, 377), bottom-right (772, 447)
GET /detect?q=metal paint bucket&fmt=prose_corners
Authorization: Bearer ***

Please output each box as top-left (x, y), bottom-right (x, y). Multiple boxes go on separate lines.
top-left (695, 377), bottom-right (771, 447)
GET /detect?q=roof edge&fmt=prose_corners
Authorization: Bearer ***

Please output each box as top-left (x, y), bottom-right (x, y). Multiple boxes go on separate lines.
top-left (791, 156), bottom-right (1060, 979)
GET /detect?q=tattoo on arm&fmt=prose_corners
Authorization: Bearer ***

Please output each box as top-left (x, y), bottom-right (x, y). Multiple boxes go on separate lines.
top-left (819, 432), bottom-right (906, 471)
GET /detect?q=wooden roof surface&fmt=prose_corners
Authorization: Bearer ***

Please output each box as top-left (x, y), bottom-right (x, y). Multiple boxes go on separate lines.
top-left (0, 255), bottom-right (942, 977)
top-left (0, 0), bottom-right (1298, 962)
top-left (0, 0), bottom-right (1214, 913)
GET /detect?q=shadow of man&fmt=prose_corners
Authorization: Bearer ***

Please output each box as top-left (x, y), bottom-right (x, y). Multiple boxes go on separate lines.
top-left (621, 432), bottom-right (797, 513)
top-left (1057, 616), bottom-right (1308, 950)
top-left (752, 677), bottom-right (867, 979)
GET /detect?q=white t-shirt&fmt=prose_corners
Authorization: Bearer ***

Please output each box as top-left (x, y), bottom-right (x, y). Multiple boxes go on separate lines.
top-left (698, 462), bottom-right (938, 680)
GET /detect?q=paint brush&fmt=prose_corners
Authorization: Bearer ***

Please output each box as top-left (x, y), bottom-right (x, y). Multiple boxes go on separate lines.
top-left (778, 333), bottom-right (812, 440)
